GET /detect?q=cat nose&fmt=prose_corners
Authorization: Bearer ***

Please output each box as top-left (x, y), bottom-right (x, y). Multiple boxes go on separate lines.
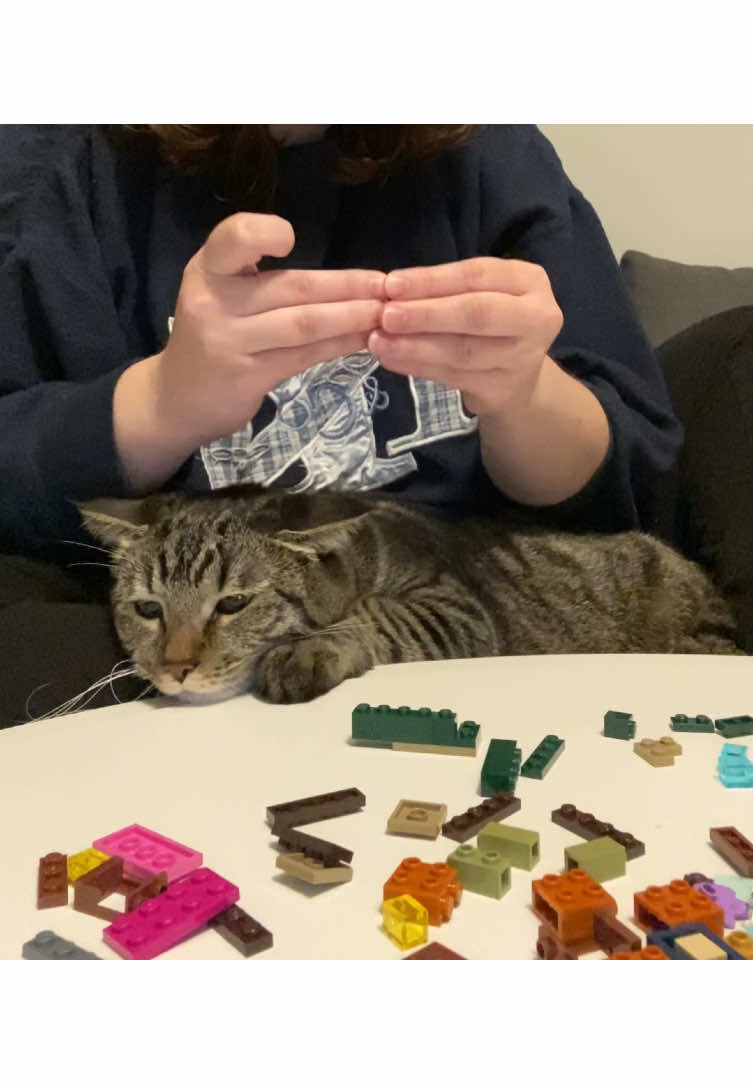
top-left (165, 660), bottom-right (198, 683)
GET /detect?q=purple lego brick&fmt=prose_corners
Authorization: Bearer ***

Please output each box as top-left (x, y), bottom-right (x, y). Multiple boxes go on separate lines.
top-left (92, 824), bottom-right (202, 883)
top-left (103, 867), bottom-right (239, 960)
top-left (694, 881), bottom-right (751, 928)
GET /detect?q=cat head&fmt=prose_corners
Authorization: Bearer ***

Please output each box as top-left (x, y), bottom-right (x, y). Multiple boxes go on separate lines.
top-left (79, 488), bottom-right (371, 702)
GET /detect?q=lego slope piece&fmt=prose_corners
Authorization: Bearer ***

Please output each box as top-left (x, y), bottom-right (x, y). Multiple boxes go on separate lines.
top-left (710, 826), bottom-right (753, 876)
top-left (670, 713), bottom-right (714, 733)
top-left (441, 793), bottom-right (521, 844)
top-left (352, 703), bottom-right (479, 755)
top-left (382, 895), bottom-right (428, 951)
top-left (384, 858), bottom-right (462, 925)
top-left (592, 912), bottom-right (641, 955)
top-left (551, 804), bottom-right (645, 860)
top-left (477, 823), bottom-right (539, 870)
top-left (208, 905), bottom-right (273, 957)
top-left (67, 848), bottom-right (110, 884)
top-left (37, 853), bottom-right (68, 909)
top-left (725, 930), bottom-right (753, 959)
top-left (92, 825), bottom-right (202, 883)
top-left (564, 837), bottom-right (627, 883)
top-left (693, 881), bottom-right (750, 927)
top-left (404, 941), bottom-right (466, 960)
top-left (480, 739), bottom-right (521, 797)
top-left (276, 827), bottom-right (353, 867)
top-left (607, 946), bottom-right (669, 960)
top-left (603, 711), bottom-right (636, 740)
top-left (520, 735), bottom-right (564, 780)
top-left (714, 714), bottom-right (753, 739)
top-left (266, 788), bottom-right (365, 833)
top-left (275, 853), bottom-right (353, 885)
top-left (532, 870), bottom-right (617, 949)
top-left (633, 736), bottom-right (682, 767)
top-left (446, 845), bottom-right (511, 900)
top-left (634, 881), bottom-right (724, 938)
top-left (22, 930), bottom-right (100, 960)
top-left (647, 922), bottom-right (744, 960)
top-left (717, 744), bottom-right (753, 788)
top-left (387, 800), bottom-right (447, 840)
top-left (104, 868), bottom-right (239, 960)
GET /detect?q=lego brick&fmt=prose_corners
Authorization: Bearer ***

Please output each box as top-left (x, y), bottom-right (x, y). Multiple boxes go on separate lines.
top-left (37, 852), bottom-right (69, 909)
top-left (103, 867), bottom-right (239, 960)
top-left (536, 924), bottom-right (579, 959)
top-left (564, 837), bottom-right (627, 883)
top-left (275, 852), bottom-right (353, 885)
top-left (441, 793), bottom-right (521, 844)
top-left (387, 800), bottom-right (447, 840)
top-left (709, 826), bottom-right (753, 876)
top-left (674, 932), bottom-right (728, 960)
top-left (693, 881), bottom-right (751, 927)
top-left (208, 905), bottom-right (273, 957)
top-left (22, 930), bottom-right (100, 960)
top-left (633, 736), bottom-right (682, 767)
top-left (714, 875), bottom-right (753, 903)
top-left (520, 735), bottom-right (565, 780)
top-left (477, 823), bottom-right (539, 870)
top-left (276, 826), bottom-right (352, 867)
top-left (266, 788), bottom-right (366, 833)
top-left (352, 703), bottom-right (479, 754)
top-left (92, 824), bottom-right (202, 883)
top-left (551, 803), bottom-right (645, 860)
top-left (383, 858), bottom-right (462, 925)
top-left (381, 894), bottom-right (428, 952)
top-left (67, 848), bottom-right (110, 884)
top-left (532, 870), bottom-right (617, 949)
top-left (670, 713), bottom-right (714, 733)
top-left (647, 921), bottom-right (745, 960)
top-left (714, 714), bottom-right (753, 739)
top-left (391, 741), bottom-right (476, 757)
top-left (603, 710), bottom-right (636, 740)
top-left (592, 912), bottom-right (642, 955)
top-left (72, 856), bottom-right (167, 922)
top-left (745, 922), bottom-right (753, 938)
top-left (607, 946), bottom-right (669, 960)
top-left (446, 844), bottom-right (511, 899)
top-left (480, 739), bottom-right (521, 797)
top-left (404, 941), bottom-right (466, 960)
top-left (683, 872), bottom-right (713, 886)
top-left (725, 930), bottom-right (753, 959)
top-left (634, 880), bottom-right (724, 937)
top-left (717, 744), bottom-right (753, 788)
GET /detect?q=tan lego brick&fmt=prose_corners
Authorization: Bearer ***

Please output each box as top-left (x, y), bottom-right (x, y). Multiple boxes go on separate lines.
top-left (275, 852), bottom-right (353, 885)
top-left (392, 742), bottom-right (476, 757)
top-left (387, 800), bottom-right (447, 839)
top-left (674, 932), bottom-right (727, 960)
top-left (633, 736), bottom-right (682, 767)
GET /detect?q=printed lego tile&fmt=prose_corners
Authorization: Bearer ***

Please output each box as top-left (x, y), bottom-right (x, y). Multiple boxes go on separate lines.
top-left (717, 744), bottom-right (753, 788)
top-left (275, 852), bottom-right (353, 885)
top-left (92, 824), bottom-right (202, 883)
top-left (670, 713), bottom-right (714, 733)
top-left (276, 826), bottom-right (353, 867)
top-left (634, 881), bottom-right (724, 938)
top-left (37, 853), bottom-right (69, 909)
top-left (208, 905), bottom-right (273, 957)
top-left (536, 924), bottom-right (579, 959)
top-left (384, 857), bottom-right (462, 925)
top-left (564, 837), bottom-right (627, 883)
top-left (103, 867), bottom-right (239, 960)
top-left (404, 941), bottom-right (466, 959)
top-left (606, 946), bottom-right (669, 959)
top-left (352, 703), bottom-right (479, 753)
top-left (387, 800), bottom-right (447, 839)
top-left (551, 803), bottom-right (645, 860)
top-left (532, 870), bottom-right (617, 948)
top-left (714, 714), bottom-right (753, 739)
top-left (709, 826), bottom-right (753, 876)
top-left (674, 932), bottom-right (727, 960)
top-left (646, 921), bottom-right (745, 960)
top-left (603, 710), bottom-right (636, 740)
top-left (67, 848), bottom-right (110, 884)
top-left (477, 823), bottom-right (539, 870)
top-left (266, 788), bottom-right (366, 833)
top-left (592, 912), bottom-right (642, 955)
top-left (725, 930), bottom-right (753, 959)
top-left (73, 856), bottom-right (167, 922)
top-left (480, 738), bottom-right (522, 797)
top-left (446, 844), bottom-right (511, 899)
top-left (520, 735), bottom-right (565, 779)
top-left (633, 736), bottom-right (682, 767)
top-left (382, 894), bottom-right (428, 952)
top-left (441, 793), bottom-right (521, 844)
top-left (693, 881), bottom-right (751, 927)
top-left (22, 930), bottom-right (100, 960)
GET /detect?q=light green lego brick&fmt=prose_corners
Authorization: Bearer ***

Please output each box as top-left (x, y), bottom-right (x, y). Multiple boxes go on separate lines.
top-left (564, 836), bottom-right (627, 883)
top-left (446, 844), bottom-right (511, 899)
top-left (477, 823), bottom-right (540, 871)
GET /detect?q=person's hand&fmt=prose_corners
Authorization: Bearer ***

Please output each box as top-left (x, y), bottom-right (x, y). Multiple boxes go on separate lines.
top-left (368, 257), bottom-right (563, 417)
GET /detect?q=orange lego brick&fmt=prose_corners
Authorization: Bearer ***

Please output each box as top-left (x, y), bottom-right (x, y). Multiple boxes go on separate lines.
top-left (531, 869), bottom-right (617, 947)
top-left (633, 880), bottom-right (724, 937)
top-left (607, 946), bottom-right (669, 959)
top-left (384, 857), bottom-right (462, 926)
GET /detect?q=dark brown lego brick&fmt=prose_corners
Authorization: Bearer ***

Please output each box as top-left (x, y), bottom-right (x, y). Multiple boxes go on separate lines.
top-left (683, 872), bottom-right (713, 886)
top-left (266, 788), bottom-right (365, 833)
top-left (404, 941), bottom-right (466, 960)
top-left (276, 826), bottom-right (353, 867)
top-left (709, 826), bottom-right (753, 876)
top-left (208, 904), bottom-right (273, 957)
top-left (37, 853), bottom-right (69, 909)
top-left (592, 911), bottom-right (642, 955)
top-left (441, 793), bottom-right (522, 843)
top-left (551, 803), bottom-right (645, 860)
top-left (73, 856), bottom-right (167, 921)
top-left (535, 924), bottom-right (579, 959)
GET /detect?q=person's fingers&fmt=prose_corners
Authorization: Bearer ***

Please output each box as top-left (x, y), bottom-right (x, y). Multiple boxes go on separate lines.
top-left (231, 299), bottom-right (384, 354)
top-left (384, 257), bottom-right (538, 300)
top-left (213, 267), bottom-right (386, 317)
top-left (381, 291), bottom-right (533, 338)
top-left (248, 332), bottom-right (373, 385)
top-left (369, 330), bottom-right (521, 373)
top-left (199, 213), bottom-right (296, 276)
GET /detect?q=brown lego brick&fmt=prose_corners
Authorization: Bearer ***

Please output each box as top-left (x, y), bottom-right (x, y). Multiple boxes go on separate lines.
top-left (37, 853), bottom-right (69, 909)
top-left (592, 911), bottom-right (642, 955)
top-left (266, 788), bottom-right (365, 833)
top-left (551, 803), bottom-right (645, 860)
top-left (275, 852), bottom-right (353, 885)
top-left (535, 924), bottom-right (579, 959)
top-left (73, 856), bottom-right (167, 921)
top-left (208, 904), bottom-right (273, 957)
top-left (404, 941), bottom-right (466, 959)
top-left (633, 737), bottom-right (682, 767)
top-left (674, 932), bottom-right (727, 960)
top-left (276, 826), bottom-right (353, 867)
top-left (709, 826), bottom-right (753, 877)
top-left (125, 872), bottom-right (168, 912)
top-left (441, 793), bottom-right (522, 844)
top-left (387, 800), bottom-right (447, 840)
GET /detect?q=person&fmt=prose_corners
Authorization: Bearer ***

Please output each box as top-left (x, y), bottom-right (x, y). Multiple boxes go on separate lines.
top-left (0, 123), bottom-right (683, 725)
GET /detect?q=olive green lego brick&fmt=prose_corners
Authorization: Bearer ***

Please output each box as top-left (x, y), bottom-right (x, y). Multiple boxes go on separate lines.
top-left (603, 710), bottom-right (636, 740)
top-left (670, 714), bottom-right (715, 733)
top-left (564, 836), bottom-right (627, 883)
top-left (520, 735), bottom-right (564, 780)
top-left (446, 844), bottom-right (511, 899)
top-left (351, 703), bottom-right (479, 752)
top-left (477, 823), bottom-right (540, 870)
top-left (480, 739), bottom-right (521, 797)
top-left (715, 715), bottom-right (753, 739)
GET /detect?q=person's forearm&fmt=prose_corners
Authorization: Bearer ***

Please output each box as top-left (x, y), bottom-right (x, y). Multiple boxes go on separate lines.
top-left (477, 355), bottom-right (610, 506)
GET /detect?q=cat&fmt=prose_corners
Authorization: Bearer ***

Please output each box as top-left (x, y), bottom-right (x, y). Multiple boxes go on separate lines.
top-left (80, 485), bottom-right (742, 705)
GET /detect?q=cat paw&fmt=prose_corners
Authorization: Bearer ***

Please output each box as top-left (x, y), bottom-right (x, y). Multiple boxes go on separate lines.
top-left (253, 639), bottom-right (371, 704)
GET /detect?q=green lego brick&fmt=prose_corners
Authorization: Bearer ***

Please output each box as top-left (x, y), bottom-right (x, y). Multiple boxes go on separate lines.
top-left (714, 715), bottom-right (753, 739)
top-left (603, 710), bottom-right (636, 740)
top-left (520, 735), bottom-right (564, 779)
top-left (480, 739), bottom-right (521, 797)
top-left (670, 714), bottom-right (715, 733)
top-left (564, 836), bottom-right (627, 883)
top-left (351, 703), bottom-right (479, 751)
top-left (446, 844), bottom-right (511, 899)
top-left (477, 823), bottom-right (540, 870)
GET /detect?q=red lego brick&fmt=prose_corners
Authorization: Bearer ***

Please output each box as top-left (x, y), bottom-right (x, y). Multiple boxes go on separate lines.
top-left (633, 880), bottom-right (724, 937)
top-left (441, 793), bottom-right (522, 843)
top-left (532, 870), bottom-right (617, 949)
top-left (404, 941), bottom-right (466, 960)
top-left (551, 803), bottom-right (645, 860)
top-left (37, 853), bottom-right (69, 909)
top-left (208, 905), bottom-right (273, 957)
top-left (709, 827), bottom-right (753, 877)
top-left (384, 858), bottom-right (462, 926)
top-left (535, 924), bottom-right (579, 959)
top-left (592, 912), bottom-right (642, 955)
top-left (607, 946), bottom-right (669, 959)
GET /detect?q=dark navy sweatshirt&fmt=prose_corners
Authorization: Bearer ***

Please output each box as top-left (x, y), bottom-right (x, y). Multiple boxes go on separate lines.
top-left (0, 124), bottom-right (682, 557)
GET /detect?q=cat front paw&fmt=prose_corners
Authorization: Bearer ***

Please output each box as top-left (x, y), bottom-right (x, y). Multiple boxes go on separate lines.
top-left (253, 638), bottom-right (371, 704)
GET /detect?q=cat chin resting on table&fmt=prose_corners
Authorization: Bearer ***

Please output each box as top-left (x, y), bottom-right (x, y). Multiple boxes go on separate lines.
top-left (80, 484), bottom-right (741, 705)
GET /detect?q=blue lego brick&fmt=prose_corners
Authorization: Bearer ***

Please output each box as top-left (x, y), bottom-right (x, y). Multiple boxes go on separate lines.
top-left (351, 703), bottom-right (479, 752)
top-left (520, 735), bottom-right (564, 779)
top-left (603, 711), bottom-right (636, 740)
top-left (22, 930), bottom-right (101, 960)
top-left (714, 715), bottom-right (753, 739)
top-left (670, 714), bottom-right (714, 733)
top-left (717, 743), bottom-right (753, 788)
top-left (480, 739), bottom-right (521, 796)
top-left (646, 922), bottom-right (744, 960)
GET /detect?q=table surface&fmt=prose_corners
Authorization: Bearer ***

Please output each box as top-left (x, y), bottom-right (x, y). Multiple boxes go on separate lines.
top-left (2, 652), bottom-right (752, 960)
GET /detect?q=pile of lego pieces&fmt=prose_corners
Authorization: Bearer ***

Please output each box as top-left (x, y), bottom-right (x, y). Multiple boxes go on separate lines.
top-left (266, 787), bottom-right (365, 885)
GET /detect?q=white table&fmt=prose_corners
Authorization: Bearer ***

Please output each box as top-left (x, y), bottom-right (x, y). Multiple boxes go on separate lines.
top-left (2, 653), bottom-right (752, 960)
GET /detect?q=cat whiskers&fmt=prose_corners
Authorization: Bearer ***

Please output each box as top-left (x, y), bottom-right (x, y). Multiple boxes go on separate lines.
top-left (24, 659), bottom-right (154, 722)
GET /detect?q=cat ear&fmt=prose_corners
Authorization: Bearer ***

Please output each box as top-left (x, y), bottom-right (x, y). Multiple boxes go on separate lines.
top-left (77, 498), bottom-right (151, 549)
top-left (275, 512), bottom-right (369, 556)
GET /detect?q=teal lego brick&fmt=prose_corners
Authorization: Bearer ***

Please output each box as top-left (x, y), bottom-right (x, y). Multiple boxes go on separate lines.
top-left (477, 823), bottom-right (540, 870)
top-left (446, 844), bottom-right (511, 899)
top-left (603, 711), bottom-right (636, 740)
top-left (715, 715), bottom-right (753, 739)
top-left (480, 739), bottom-right (521, 797)
top-left (564, 836), bottom-right (627, 883)
top-left (520, 735), bottom-right (564, 779)
top-left (670, 713), bottom-right (715, 733)
top-left (351, 703), bottom-right (479, 751)
top-left (717, 743), bottom-right (753, 788)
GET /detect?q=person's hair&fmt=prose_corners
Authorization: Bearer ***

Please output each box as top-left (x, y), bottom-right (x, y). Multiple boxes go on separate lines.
top-left (117, 124), bottom-right (478, 208)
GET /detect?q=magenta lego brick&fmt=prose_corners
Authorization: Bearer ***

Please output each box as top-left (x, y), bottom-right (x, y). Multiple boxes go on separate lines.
top-left (103, 867), bottom-right (239, 960)
top-left (92, 824), bottom-right (202, 883)
top-left (694, 881), bottom-right (751, 927)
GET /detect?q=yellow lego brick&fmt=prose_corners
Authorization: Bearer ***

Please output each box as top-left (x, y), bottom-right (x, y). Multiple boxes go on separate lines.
top-left (381, 894), bottom-right (428, 951)
top-left (725, 930), bottom-right (753, 959)
top-left (67, 848), bottom-right (110, 884)
top-left (674, 932), bottom-right (727, 960)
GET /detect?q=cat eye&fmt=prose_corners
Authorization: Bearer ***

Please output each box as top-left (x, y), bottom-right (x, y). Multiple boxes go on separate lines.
top-left (134, 599), bottom-right (164, 620)
top-left (215, 594), bottom-right (250, 616)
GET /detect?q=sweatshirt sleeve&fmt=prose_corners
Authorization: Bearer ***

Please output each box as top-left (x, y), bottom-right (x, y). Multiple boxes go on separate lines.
top-left (478, 125), bottom-right (683, 532)
top-left (0, 126), bottom-right (136, 557)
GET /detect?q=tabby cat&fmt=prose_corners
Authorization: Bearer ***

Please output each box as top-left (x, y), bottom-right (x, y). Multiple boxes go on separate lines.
top-left (80, 486), bottom-right (741, 704)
